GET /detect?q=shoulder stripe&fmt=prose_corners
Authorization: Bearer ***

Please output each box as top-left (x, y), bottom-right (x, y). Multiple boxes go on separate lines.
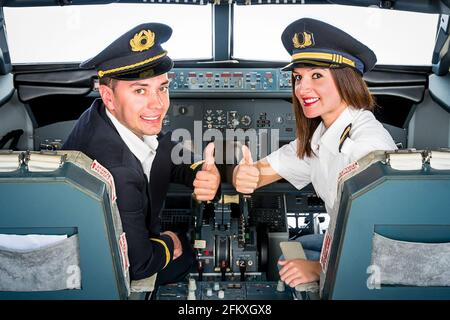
top-left (339, 123), bottom-right (352, 153)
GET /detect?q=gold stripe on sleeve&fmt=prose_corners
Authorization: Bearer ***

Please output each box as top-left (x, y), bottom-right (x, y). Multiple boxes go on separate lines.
top-left (150, 237), bottom-right (171, 269)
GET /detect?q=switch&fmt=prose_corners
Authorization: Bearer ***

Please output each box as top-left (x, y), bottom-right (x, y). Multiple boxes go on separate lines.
top-left (277, 280), bottom-right (285, 292)
top-left (178, 106), bottom-right (188, 115)
top-left (220, 260), bottom-right (227, 281)
top-left (239, 260), bottom-right (247, 282)
top-left (188, 278), bottom-right (197, 291)
top-left (197, 260), bottom-right (204, 282)
top-left (187, 290), bottom-right (196, 300)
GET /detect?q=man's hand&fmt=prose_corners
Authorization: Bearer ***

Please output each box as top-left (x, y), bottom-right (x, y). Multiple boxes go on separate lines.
top-left (278, 259), bottom-right (321, 287)
top-left (193, 142), bottom-right (221, 201)
top-left (232, 145), bottom-right (260, 194)
top-left (162, 231), bottom-right (182, 260)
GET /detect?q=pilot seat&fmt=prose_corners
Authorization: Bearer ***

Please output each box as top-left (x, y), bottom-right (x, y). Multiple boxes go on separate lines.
top-left (0, 150), bottom-right (155, 299)
top-left (320, 149), bottom-right (450, 299)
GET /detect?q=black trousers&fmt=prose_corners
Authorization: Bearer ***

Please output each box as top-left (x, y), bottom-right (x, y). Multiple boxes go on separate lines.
top-left (154, 233), bottom-right (195, 286)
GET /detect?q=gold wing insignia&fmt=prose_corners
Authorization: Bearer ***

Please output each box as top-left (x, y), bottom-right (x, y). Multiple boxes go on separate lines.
top-left (130, 29), bottom-right (155, 52)
top-left (292, 32), bottom-right (314, 49)
top-left (190, 160), bottom-right (205, 171)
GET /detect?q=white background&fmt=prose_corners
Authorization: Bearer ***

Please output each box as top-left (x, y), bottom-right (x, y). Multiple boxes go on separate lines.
top-left (234, 5), bottom-right (439, 65)
top-left (4, 4), bottom-right (213, 63)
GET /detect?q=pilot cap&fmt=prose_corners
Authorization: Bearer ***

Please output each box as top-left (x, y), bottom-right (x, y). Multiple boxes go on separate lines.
top-left (281, 18), bottom-right (377, 74)
top-left (80, 23), bottom-right (173, 80)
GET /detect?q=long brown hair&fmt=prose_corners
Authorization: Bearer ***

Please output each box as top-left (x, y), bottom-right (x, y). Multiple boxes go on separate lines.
top-left (293, 67), bottom-right (375, 158)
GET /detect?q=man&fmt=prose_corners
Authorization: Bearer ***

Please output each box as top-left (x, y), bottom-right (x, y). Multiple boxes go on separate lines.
top-left (63, 23), bottom-right (221, 285)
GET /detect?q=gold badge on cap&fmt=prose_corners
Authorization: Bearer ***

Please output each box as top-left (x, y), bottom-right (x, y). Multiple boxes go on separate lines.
top-left (130, 29), bottom-right (155, 52)
top-left (292, 31), bottom-right (314, 49)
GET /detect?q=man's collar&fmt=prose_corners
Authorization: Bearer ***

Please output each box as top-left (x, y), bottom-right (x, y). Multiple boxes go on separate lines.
top-left (105, 108), bottom-right (158, 163)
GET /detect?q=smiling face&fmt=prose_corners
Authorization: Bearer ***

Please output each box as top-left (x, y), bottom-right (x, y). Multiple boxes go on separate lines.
top-left (293, 67), bottom-right (348, 128)
top-left (99, 73), bottom-right (170, 138)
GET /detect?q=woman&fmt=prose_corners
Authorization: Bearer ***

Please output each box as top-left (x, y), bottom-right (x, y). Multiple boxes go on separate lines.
top-left (232, 18), bottom-right (397, 288)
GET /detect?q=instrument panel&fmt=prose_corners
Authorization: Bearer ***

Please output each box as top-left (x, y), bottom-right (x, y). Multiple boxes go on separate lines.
top-left (167, 68), bottom-right (292, 93)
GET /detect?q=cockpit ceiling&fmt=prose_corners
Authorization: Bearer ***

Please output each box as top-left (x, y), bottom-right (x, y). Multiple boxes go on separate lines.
top-left (1, 0), bottom-right (450, 15)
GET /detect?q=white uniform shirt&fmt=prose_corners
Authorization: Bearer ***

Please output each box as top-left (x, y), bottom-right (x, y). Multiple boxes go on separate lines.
top-left (106, 109), bottom-right (158, 181)
top-left (266, 107), bottom-right (397, 213)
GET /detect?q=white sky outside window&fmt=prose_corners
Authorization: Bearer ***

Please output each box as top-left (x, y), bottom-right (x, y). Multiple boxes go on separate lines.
top-left (4, 4), bottom-right (212, 64)
top-left (234, 5), bottom-right (439, 66)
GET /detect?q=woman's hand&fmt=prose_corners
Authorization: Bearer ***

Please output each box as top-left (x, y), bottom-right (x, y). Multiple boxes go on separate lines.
top-left (278, 259), bottom-right (321, 287)
top-left (232, 145), bottom-right (260, 194)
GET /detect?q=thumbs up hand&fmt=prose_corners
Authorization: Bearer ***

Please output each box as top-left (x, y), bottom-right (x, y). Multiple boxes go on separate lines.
top-left (193, 142), bottom-right (221, 201)
top-left (232, 145), bottom-right (260, 194)
top-left (202, 142), bottom-right (216, 171)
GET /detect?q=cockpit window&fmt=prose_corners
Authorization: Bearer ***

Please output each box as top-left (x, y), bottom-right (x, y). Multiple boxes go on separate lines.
top-left (233, 5), bottom-right (439, 66)
top-left (4, 4), bottom-right (213, 64)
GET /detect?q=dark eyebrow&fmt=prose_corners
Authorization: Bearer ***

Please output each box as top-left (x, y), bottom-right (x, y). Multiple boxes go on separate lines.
top-left (130, 82), bottom-right (149, 87)
top-left (294, 67), bottom-right (326, 75)
top-left (129, 80), bottom-right (169, 87)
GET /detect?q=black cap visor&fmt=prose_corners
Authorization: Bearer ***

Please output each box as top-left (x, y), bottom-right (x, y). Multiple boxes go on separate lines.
top-left (281, 59), bottom-right (347, 72)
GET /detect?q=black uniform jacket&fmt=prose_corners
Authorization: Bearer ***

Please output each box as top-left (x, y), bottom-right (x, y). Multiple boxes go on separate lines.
top-left (63, 99), bottom-right (201, 280)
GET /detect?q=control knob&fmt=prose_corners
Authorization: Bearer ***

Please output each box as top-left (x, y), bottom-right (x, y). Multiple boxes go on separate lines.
top-left (241, 115), bottom-right (252, 127)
